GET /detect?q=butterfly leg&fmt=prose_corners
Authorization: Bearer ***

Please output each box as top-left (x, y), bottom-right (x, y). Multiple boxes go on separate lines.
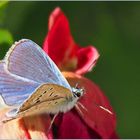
top-left (77, 102), bottom-right (88, 112)
top-left (75, 104), bottom-right (84, 117)
top-left (1, 117), bottom-right (16, 124)
top-left (47, 113), bottom-right (58, 133)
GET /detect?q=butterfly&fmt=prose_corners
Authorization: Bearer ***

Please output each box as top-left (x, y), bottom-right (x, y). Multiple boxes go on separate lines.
top-left (0, 39), bottom-right (84, 123)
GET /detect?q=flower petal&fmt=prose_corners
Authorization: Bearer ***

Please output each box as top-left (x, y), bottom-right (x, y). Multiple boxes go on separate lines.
top-left (76, 46), bottom-right (99, 75)
top-left (43, 7), bottom-right (99, 74)
top-left (54, 110), bottom-right (101, 139)
top-left (63, 72), bottom-right (117, 138)
top-left (0, 108), bottom-right (52, 139)
top-left (110, 131), bottom-right (119, 139)
top-left (48, 7), bottom-right (63, 31)
top-left (43, 7), bottom-right (76, 69)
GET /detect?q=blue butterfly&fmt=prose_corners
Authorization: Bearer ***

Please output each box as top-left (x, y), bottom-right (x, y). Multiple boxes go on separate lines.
top-left (0, 39), bottom-right (84, 123)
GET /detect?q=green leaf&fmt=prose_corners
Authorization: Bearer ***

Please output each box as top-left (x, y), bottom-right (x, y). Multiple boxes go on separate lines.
top-left (0, 29), bottom-right (13, 59)
top-left (0, 1), bottom-right (9, 26)
top-left (0, 29), bottom-right (13, 45)
top-left (0, 1), bottom-right (8, 8)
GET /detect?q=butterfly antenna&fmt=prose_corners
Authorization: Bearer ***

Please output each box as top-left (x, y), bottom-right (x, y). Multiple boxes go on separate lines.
top-left (76, 102), bottom-right (113, 115)
top-left (81, 86), bottom-right (86, 95)
top-left (75, 83), bottom-right (79, 88)
top-left (93, 101), bottom-right (113, 115)
top-left (98, 105), bottom-right (113, 115)
top-left (47, 113), bottom-right (58, 133)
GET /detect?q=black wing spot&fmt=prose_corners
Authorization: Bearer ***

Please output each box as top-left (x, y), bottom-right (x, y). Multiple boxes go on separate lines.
top-left (55, 101), bottom-right (58, 104)
top-left (39, 94), bottom-right (42, 97)
top-left (49, 87), bottom-right (53, 90)
top-left (43, 91), bottom-right (47, 94)
top-left (54, 95), bottom-right (58, 98)
top-left (35, 97), bottom-right (40, 102)
top-left (35, 100), bottom-right (40, 104)
top-left (49, 91), bottom-right (54, 97)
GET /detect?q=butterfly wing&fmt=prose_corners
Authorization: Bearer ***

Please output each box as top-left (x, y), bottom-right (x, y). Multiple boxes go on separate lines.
top-left (4, 39), bottom-right (71, 90)
top-left (0, 61), bottom-right (39, 106)
top-left (18, 83), bottom-right (73, 115)
top-left (2, 84), bottom-right (73, 122)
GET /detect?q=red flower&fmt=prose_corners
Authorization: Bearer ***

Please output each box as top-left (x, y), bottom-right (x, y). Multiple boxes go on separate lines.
top-left (43, 7), bottom-right (118, 139)
top-left (0, 108), bottom-right (53, 139)
top-left (0, 7), bottom-right (117, 139)
top-left (43, 7), bottom-right (99, 75)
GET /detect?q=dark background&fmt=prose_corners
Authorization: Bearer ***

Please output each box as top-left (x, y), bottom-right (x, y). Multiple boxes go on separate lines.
top-left (0, 1), bottom-right (140, 138)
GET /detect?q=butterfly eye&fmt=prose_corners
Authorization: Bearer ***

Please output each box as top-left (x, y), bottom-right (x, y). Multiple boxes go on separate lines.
top-left (73, 91), bottom-right (82, 98)
top-left (75, 92), bottom-right (81, 97)
top-left (72, 87), bottom-right (84, 98)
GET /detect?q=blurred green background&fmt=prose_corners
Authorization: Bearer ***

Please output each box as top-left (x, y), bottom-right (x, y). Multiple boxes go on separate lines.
top-left (0, 1), bottom-right (140, 138)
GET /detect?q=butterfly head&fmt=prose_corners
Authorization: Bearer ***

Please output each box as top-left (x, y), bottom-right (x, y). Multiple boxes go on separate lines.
top-left (72, 83), bottom-right (84, 99)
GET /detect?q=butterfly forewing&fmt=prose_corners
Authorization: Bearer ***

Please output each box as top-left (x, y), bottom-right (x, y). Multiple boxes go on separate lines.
top-left (4, 39), bottom-right (71, 90)
top-left (0, 61), bottom-right (39, 106)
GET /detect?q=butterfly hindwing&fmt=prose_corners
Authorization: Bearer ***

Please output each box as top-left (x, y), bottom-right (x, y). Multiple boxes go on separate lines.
top-left (18, 84), bottom-right (73, 115)
top-left (4, 39), bottom-right (71, 90)
top-left (0, 61), bottom-right (39, 106)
